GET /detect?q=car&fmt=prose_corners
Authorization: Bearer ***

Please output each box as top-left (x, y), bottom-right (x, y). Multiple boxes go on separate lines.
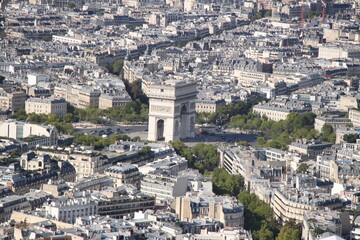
top-left (144, 129), bottom-right (148, 132)
top-left (125, 128), bottom-right (130, 131)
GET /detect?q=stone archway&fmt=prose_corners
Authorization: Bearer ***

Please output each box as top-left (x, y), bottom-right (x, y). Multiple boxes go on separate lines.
top-left (156, 119), bottom-right (165, 141)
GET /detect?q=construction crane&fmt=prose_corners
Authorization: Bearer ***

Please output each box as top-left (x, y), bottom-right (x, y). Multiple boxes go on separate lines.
top-left (321, 0), bottom-right (327, 24)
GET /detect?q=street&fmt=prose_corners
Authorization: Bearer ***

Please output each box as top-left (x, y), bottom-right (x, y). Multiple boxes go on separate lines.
top-left (73, 122), bottom-right (259, 146)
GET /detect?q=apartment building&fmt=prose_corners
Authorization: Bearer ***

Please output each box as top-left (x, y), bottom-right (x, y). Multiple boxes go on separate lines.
top-left (195, 99), bottom-right (226, 113)
top-left (288, 140), bottom-right (332, 158)
top-left (25, 97), bottom-right (67, 117)
top-left (54, 84), bottom-right (101, 109)
top-left (44, 197), bottom-right (98, 224)
top-left (98, 93), bottom-right (131, 109)
top-left (0, 90), bottom-right (26, 112)
top-left (271, 186), bottom-right (343, 223)
top-left (140, 170), bottom-right (189, 203)
top-left (97, 195), bottom-right (155, 219)
top-left (36, 149), bottom-right (110, 179)
top-left (175, 195), bottom-right (244, 227)
top-left (349, 109), bottom-right (360, 127)
top-left (314, 115), bottom-right (352, 132)
top-left (104, 163), bottom-right (142, 188)
top-left (302, 210), bottom-right (350, 240)
top-left (253, 101), bottom-right (311, 121)
top-left (0, 196), bottom-right (31, 222)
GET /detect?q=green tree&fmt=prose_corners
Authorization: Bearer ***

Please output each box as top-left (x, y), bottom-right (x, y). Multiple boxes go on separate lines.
top-left (276, 225), bottom-right (301, 240)
top-left (112, 60), bottom-right (124, 75)
top-left (257, 137), bottom-right (267, 146)
top-left (63, 113), bottom-right (74, 123)
top-left (296, 163), bottom-right (309, 174)
top-left (171, 140), bottom-right (195, 167)
top-left (264, 10), bottom-right (272, 17)
top-left (192, 143), bottom-right (218, 172)
top-left (212, 168), bottom-right (244, 196)
top-left (253, 224), bottom-right (274, 240)
top-left (343, 134), bottom-right (359, 143)
top-left (237, 191), bottom-right (280, 239)
top-left (320, 124), bottom-right (336, 143)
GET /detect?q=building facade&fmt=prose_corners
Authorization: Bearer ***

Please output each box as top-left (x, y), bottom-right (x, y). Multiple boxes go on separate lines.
top-left (25, 97), bottom-right (67, 117)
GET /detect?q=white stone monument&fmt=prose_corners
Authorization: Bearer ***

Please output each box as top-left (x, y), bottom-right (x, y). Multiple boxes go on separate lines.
top-left (142, 79), bottom-right (197, 142)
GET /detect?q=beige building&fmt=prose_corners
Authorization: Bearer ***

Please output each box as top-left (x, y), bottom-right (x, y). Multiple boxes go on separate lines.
top-left (271, 187), bottom-right (343, 223)
top-left (288, 140), bottom-right (332, 158)
top-left (234, 70), bottom-right (269, 83)
top-left (0, 196), bottom-right (31, 222)
top-left (0, 90), bottom-right (26, 112)
top-left (253, 102), bottom-right (310, 121)
top-left (104, 163), bottom-right (142, 188)
top-left (349, 108), bottom-right (360, 127)
top-left (314, 115), bottom-right (352, 132)
top-left (25, 97), bottom-right (67, 117)
top-left (196, 99), bottom-right (226, 113)
top-left (338, 96), bottom-right (359, 112)
top-left (36, 149), bottom-right (110, 179)
top-left (54, 84), bottom-right (101, 109)
top-left (318, 45), bottom-right (360, 60)
top-left (175, 195), bottom-right (244, 227)
top-left (99, 93), bottom-right (131, 109)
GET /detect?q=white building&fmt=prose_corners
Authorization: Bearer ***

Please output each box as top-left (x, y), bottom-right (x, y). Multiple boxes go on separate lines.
top-left (25, 97), bottom-right (67, 117)
top-left (44, 197), bottom-right (98, 224)
top-left (0, 120), bottom-right (58, 148)
top-left (140, 170), bottom-right (189, 203)
top-left (27, 73), bottom-right (50, 86)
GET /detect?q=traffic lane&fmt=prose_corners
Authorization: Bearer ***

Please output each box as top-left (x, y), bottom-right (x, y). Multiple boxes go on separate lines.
top-left (74, 124), bottom-right (148, 136)
top-left (183, 132), bottom-right (259, 145)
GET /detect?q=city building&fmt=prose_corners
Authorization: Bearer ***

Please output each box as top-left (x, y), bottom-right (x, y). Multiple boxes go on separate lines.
top-left (196, 99), bottom-right (226, 113)
top-left (349, 109), bottom-right (360, 127)
top-left (104, 163), bottom-right (142, 188)
top-left (0, 90), bottom-right (26, 112)
top-left (140, 170), bottom-right (189, 203)
top-left (25, 97), bottom-right (67, 117)
top-left (175, 194), bottom-right (244, 227)
top-left (0, 120), bottom-right (58, 148)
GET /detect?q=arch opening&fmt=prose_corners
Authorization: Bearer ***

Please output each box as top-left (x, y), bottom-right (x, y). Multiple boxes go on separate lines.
top-left (157, 119), bottom-right (165, 141)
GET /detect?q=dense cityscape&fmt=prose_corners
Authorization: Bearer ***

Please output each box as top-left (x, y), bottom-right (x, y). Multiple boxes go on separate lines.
top-left (0, 0), bottom-right (359, 239)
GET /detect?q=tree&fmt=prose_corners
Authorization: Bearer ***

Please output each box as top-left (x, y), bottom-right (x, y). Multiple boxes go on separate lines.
top-left (343, 134), bottom-right (359, 143)
top-left (320, 124), bottom-right (336, 143)
top-left (237, 191), bottom-right (279, 239)
top-left (171, 140), bottom-right (195, 167)
top-left (212, 168), bottom-right (244, 196)
top-left (296, 163), bottom-right (309, 174)
top-left (192, 143), bottom-right (218, 172)
top-left (264, 10), bottom-right (272, 17)
top-left (257, 137), bottom-right (267, 146)
top-left (253, 224), bottom-right (274, 240)
top-left (112, 60), bottom-right (124, 75)
top-left (276, 224), bottom-right (301, 240)
top-left (63, 113), bottom-right (74, 123)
